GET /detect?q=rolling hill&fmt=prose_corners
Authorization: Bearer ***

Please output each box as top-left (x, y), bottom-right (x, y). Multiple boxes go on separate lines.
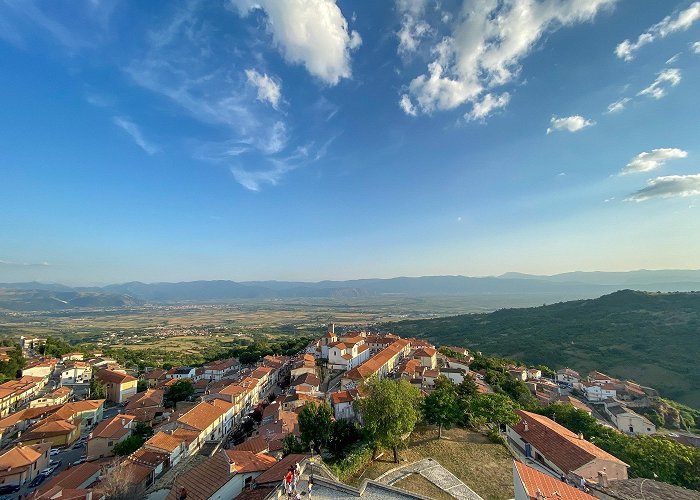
top-left (387, 290), bottom-right (700, 408)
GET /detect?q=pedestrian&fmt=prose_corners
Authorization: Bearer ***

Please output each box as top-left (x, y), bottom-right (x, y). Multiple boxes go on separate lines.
top-left (308, 476), bottom-right (313, 499)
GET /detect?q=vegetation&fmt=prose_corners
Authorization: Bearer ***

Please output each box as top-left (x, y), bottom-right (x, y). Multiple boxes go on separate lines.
top-left (356, 377), bottom-right (422, 463)
top-left (298, 402), bottom-right (334, 453)
top-left (39, 337), bottom-right (75, 357)
top-left (113, 422), bottom-right (153, 456)
top-left (89, 377), bottom-right (106, 400)
top-left (390, 290), bottom-right (700, 408)
top-left (534, 403), bottom-right (700, 490)
top-left (422, 376), bottom-right (461, 438)
top-left (164, 379), bottom-right (194, 408)
top-left (0, 340), bottom-right (25, 381)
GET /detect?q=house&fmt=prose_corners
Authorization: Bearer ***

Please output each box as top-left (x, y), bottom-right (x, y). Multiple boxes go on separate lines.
top-left (250, 366), bottom-right (277, 396)
top-left (364, 335), bottom-right (400, 354)
top-left (0, 405), bottom-right (63, 446)
top-left (581, 382), bottom-right (616, 402)
top-left (397, 359), bottom-right (423, 380)
top-left (443, 346), bottom-right (470, 357)
top-left (21, 358), bottom-right (58, 379)
top-left (327, 337), bottom-right (371, 371)
top-left (34, 461), bottom-right (103, 497)
top-left (279, 393), bottom-right (323, 413)
top-left (290, 354), bottom-right (317, 379)
top-left (125, 389), bottom-right (164, 412)
top-left (143, 369), bottom-right (168, 388)
top-left (527, 369), bottom-right (542, 380)
top-left (588, 371), bottom-right (617, 385)
top-left (60, 362), bottom-right (92, 385)
top-left (439, 367), bottom-right (467, 385)
top-left (513, 461), bottom-right (596, 500)
top-left (95, 369), bottom-right (138, 404)
top-left (60, 399), bottom-right (105, 429)
top-left (421, 369), bottom-right (441, 389)
top-left (0, 443), bottom-right (50, 487)
top-left (557, 395), bottom-right (592, 415)
top-left (444, 357), bottom-right (471, 373)
top-left (341, 339), bottom-right (411, 389)
top-left (556, 368), bottom-right (580, 385)
top-left (144, 431), bottom-right (189, 467)
top-left (30, 386), bottom-right (72, 408)
top-left (20, 336), bottom-right (46, 352)
top-left (166, 367), bottom-right (196, 380)
top-left (0, 376), bottom-right (45, 416)
top-left (128, 447), bottom-right (169, 481)
top-left (412, 347), bottom-right (438, 369)
top-left (87, 414), bottom-right (135, 459)
top-left (203, 358), bottom-right (240, 381)
top-left (603, 403), bottom-right (656, 435)
top-left (291, 372), bottom-right (320, 393)
top-left (508, 368), bottom-right (528, 382)
top-left (159, 449), bottom-right (277, 500)
top-left (20, 418), bottom-right (80, 447)
top-left (506, 410), bottom-right (628, 482)
top-left (319, 328), bottom-right (338, 359)
top-left (175, 400), bottom-right (235, 451)
top-left (330, 389), bottom-right (359, 421)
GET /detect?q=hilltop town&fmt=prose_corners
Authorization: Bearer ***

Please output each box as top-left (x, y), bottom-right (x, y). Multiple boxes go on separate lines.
top-left (0, 327), bottom-right (698, 500)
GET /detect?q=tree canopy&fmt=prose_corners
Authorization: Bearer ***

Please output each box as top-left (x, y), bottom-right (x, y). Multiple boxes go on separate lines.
top-left (422, 376), bottom-right (461, 438)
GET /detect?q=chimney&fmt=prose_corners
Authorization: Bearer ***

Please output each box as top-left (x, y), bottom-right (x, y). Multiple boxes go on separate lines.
top-left (523, 421), bottom-right (529, 432)
top-left (330, 323), bottom-right (335, 334)
top-left (535, 488), bottom-right (545, 500)
top-left (578, 432), bottom-right (584, 440)
top-left (597, 471), bottom-right (609, 488)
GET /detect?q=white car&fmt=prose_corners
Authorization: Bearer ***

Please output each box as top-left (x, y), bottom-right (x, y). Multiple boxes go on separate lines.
top-left (50, 449), bottom-right (61, 456)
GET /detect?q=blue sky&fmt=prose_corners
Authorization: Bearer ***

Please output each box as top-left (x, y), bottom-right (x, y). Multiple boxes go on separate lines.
top-left (1, 0), bottom-right (699, 285)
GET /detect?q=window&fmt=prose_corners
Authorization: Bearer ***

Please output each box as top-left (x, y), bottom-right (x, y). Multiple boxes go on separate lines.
top-left (108, 441), bottom-right (114, 446)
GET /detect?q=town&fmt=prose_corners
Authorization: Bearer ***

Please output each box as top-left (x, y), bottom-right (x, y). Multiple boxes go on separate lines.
top-left (0, 326), bottom-right (698, 500)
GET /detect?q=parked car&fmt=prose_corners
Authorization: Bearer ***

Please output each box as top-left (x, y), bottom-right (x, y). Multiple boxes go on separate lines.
top-left (40, 467), bottom-right (52, 476)
top-left (49, 459), bottom-right (62, 469)
top-left (71, 457), bottom-right (86, 466)
top-left (29, 473), bottom-right (47, 487)
top-left (50, 448), bottom-right (61, 456)
top-left (72, 441), bottom-right (85, 450)
top-left (0, 484), bottom-right (20, 494)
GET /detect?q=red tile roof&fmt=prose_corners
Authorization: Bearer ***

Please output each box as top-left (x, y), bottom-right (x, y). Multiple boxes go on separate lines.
top-left (166, 451), bottom-right (233, 500)
top-left (176, 401), bottom-right (227, 431)
top-left (90, 415), bottom-right (134, 439)
top-left (344, 339), bottom-right (410, 381)
top-left (96, 369), bottom-right (137, 384)
top-left (512, 411), bottom-right (627, 474)
top-left (254, 453), bottom-right (310, 486)
top-left (145, 431), bottom-right (186, 453)
top-left (233, 436), bottom-right (269, 454)
top-left (514, 461), bottom-right (596, 500)
top-left (37, 462), bottom-right (102, 494)
top-left (223, 450), bottom-right (276, 473)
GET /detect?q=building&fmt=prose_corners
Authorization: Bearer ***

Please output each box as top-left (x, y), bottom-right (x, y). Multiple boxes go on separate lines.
top-left (60, 362), bottom-right (92, 385)
top-left (95, 369), bottom-right (138, 404)
top-left (21, 358), bottom-right (58, 379)
top-left (341, 339), bottom-right (411, 389)
top-left (166, 367), bottom-right (196, 380)
top-left (330, 389), bottom-right (359, 421)
top-left (87, 414), bottom-right (135, 459)
top-left (174, 400), bottom-right (235, 452)
top-left (30, 386), bottom-right (73, 408)
top-left (203, 358), bottom-right (240, 381)
top-left (581, 382), bottom-right (617, 402)
top-left (291, 372), bottom-right (321, 393)
top-left (20, 336), bottom-right (46, 352)
top-left (603, 403), bottom-right (656, 435)
top-left (33, 461), bottom-right (103, 497)
top-left (412, 347), bottom-right (438, 369)
top-left (327, 337), bottom-right (371, 371)
top-left (556, 368), bottom-right (580, 385)
top-left (20, 418), bottom-right (80, 447)
top-left (61, 352), bottom-right (85, 362)
top-left (513, 461), bottom-right (596, 500)
top-left (144, 431), bottom-right (189, 467)
top-left (143, 369), bottom-right (168, 388)
top-left (0, 376), bottom-right (45, 416)
top-left (0, 443), bottom-right (50, 487)
top-left (506, 410), bottom-right (628, 482)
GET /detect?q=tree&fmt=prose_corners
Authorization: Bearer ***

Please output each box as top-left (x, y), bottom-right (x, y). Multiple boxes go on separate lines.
top-left (298, 402), bottom-right (333, 453)
top-left (0, 342), bottom-right (25, 381)
top-left (164, 379), bottom-right (194, 408)
top-left (465, 393), bottom-right (520, 430)
top-left (40, 337), bottom-right (74, 358)
top-left (328, 419), bottom-right (361, 458)
top-left (456, 376), bottom-right (479, 399)
top-left (356, 377), bottom-right (422, 463)
top-left (113, 435), bottom-right (144, 456)
top-left (133, 422), bottom-right (154, 440)
top-left (282, 434), bottom-right (307, 456)
top-left (422, 376), bottom-right (461, 438)
top-left (136, 380), bottom-right (148, 393)
top-left (100, 459), bottom-right (145, 500)
top-left (89, 377), bottom-right (106, 400)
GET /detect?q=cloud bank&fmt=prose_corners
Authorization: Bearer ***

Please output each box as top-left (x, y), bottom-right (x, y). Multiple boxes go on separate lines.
top-left (620, 148), bottom-right (688, 175)
top-left (626, 174), bottom-right (700, 202)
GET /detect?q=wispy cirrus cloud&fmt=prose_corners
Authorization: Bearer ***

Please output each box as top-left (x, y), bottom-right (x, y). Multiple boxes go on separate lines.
top-left (626, 174), bottom-right (700, 202)
top-left (620, 148), bottom-right (688, 175)
top-left (245, 69), bottom-right (282, 110)
top-left (113, 116), bottom-right (159, 155)
top-left (606, 97), bottom-right (631, 114)
top-left (0, 259), bottom-right (50, 267)
top-left (615, 2), bottom-right (700, 61)
top-left (546, 115), bottom-right (595, 134)
top-left (637, 68), bottom-right (681, 100)
top-left (692, 41), bottom-right (700, 54)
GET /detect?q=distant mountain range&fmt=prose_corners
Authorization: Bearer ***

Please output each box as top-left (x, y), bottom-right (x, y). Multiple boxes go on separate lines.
top-left (1, 269), bottom-right (700, 310)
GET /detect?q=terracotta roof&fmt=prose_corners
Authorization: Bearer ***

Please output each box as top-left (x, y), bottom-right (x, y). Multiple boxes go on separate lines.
top-left (144, 368), bottom-right (167, 380)
top-left (66, 399), bottom-right (105, 412)
top-left (344, 339), bottom-right (410, 381)
top-left (176, 401), bottom-right (227, 431)
top-left (170, 428), bottom-right (200, 446)
top-left (223, 450), bottom-right (276, 473)
top-left (96, 369), bottom-right (137, 384)
top-left (233, 436), bottom-right (269, 454)
top-left (145, 431), bottom-right (185, 453)
top-left (413, 347), bottom-right (437, 357)
top-left (292, 372), bottom-right (320, 387)
top-left (558, 396), bottom-right (591, 413)
top-left (557, 368), bottom-right (580, 377)
top-left (330, 390), bottom-right (354, 405)
top-left (23, 419), bottom-right (77, 440)
top-left (0, 443), bottom-right (49, 472)
top-left (514, 461), bottom-right (596, 500)
top-left (512, 411), bottom-right (627, 475)
top-left (254, 453), bottom-right (310, 485)
top-left (90, 415), bottom-right (134, 439)
top-left (31, 486), bottom-right (94, 500)
top-left (589, 371), bottom-right (614, 381)
top-left (166, 451), bottom-right (234, 500)
top-left (126, 389), bottom-right (164, 410)
top-left (216, 383), bottom-right (246, 398)
top-left (37, 462), bottom-right (102, 494)
top-left (122, 461), bottom-right (154, 484)
top-left (129, 447), bottom-right (169, 467)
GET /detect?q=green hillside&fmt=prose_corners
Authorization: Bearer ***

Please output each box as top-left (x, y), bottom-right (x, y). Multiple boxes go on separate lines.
top-left (388, 290), bottom-right (700, 408)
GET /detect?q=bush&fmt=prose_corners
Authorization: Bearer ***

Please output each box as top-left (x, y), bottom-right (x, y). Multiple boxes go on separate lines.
top-left (326, 441), bottom-right (374, 482)
top-left (487, 428), bottom-right (505, 445)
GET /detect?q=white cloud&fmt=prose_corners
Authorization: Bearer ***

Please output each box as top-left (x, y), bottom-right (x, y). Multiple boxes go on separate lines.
top-left (637, 68), bottom-right (681, 99)
top-left (399, 94), bottom-right (417, 116)
top-left (546, 115), bottom-right (595, 134)
top-left (465, 92), bottom-right (510, 122)
top-left (113, 116), bottom-right (159, 155)
top-left (606, 97), bottom-right (630, 113)
top-left (245, 69), bottom-right (282, 109)
top-left (399, 0), bottom-right (616, 120)
top-left (665, 52), bottom-right (681, 64)
top-left (692, 41), bottom-right (700, 54)
top-left (620, 148), bottom-right (688, 175)
top-left (626, 174), bottom-right (700, 202)
top-left (396, 0), bottom-right (432, 55)
top-left (615, 2), bottom-right (700, 61)
top-left (230, 0), bottom-right (361, 86)
top-left (0, 259), bottom-right (50, 267)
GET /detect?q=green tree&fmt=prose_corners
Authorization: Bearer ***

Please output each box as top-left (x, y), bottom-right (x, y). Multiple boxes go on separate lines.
top-left (113, 435), bottom-right (145, 456)
top-left (164, 379), bottom-right (194, 408)
top-left (422, 376), bottom-right (461, 438)
top-left (0, 342), bottom-right (25, 381)
top-left (328, 419), bottom-right (361, 458)
top-left (136, 380), bottom-right (148, 393)
top-left (132, 422), bottom-right (154, 440)
top-left (298, 402), bottom-right (333, 453)
top-left (456, 376), bottom-right (479, 399)
top-left (356, 377), bottom-right (422, 463)
top-left (89, 377), bottom-right (106, 400)
top-left (465, 393), bottom-right (520, 430)
top-left (282, 434), bottom-right (307, 456)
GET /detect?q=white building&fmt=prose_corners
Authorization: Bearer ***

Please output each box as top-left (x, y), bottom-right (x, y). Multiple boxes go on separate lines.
top-left (60, 363), bottom-right (92, 385)
top-left (604, 403), bottom-right (656, 435)
top-left (327, 337), bottom-right (371, 371)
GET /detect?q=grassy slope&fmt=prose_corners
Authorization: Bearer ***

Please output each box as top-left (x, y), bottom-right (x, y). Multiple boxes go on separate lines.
top-left (349, 426), bottom-right (514, 500)
top-left (389, 290), bottom-right (700, 408)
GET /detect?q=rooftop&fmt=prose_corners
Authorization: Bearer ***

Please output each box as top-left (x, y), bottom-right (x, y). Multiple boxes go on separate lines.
top-left (514, 461), bottom-right (596, 500)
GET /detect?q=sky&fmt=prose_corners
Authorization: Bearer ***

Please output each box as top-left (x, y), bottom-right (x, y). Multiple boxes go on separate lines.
top-left (1, 0), bottom-right (700, 285)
